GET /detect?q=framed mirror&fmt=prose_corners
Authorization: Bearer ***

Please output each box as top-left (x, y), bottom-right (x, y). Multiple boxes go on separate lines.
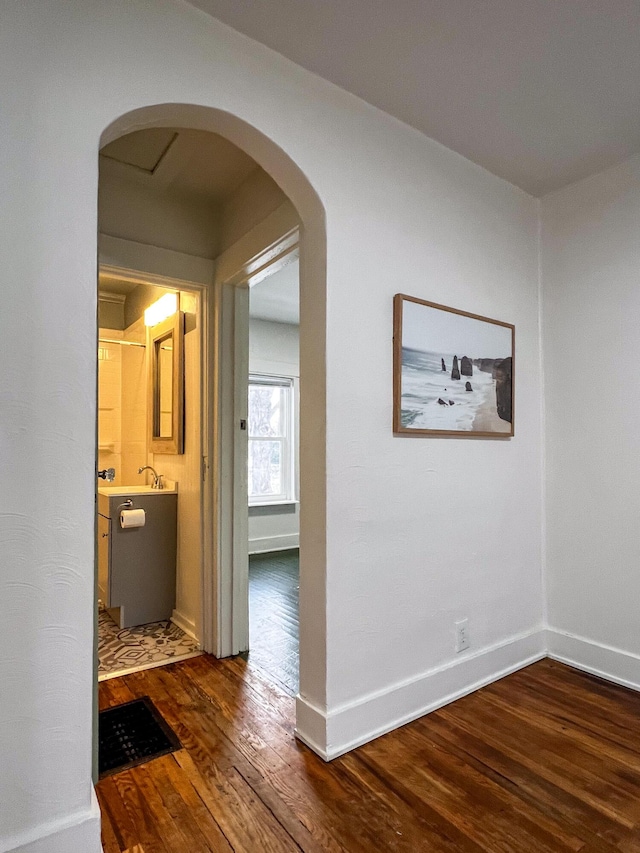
top-left (147, 310), bottom-right (184, 454)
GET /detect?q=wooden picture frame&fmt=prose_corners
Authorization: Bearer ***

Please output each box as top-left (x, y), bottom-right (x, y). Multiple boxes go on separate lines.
top-left (147, 310), bottom-right (185, 454)
top-left (393, 294), bottom-right (514, 437)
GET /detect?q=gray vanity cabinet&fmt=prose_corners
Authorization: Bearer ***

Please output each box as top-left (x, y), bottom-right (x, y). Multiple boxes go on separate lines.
top-left (98, 491), bottom-right (177, 629)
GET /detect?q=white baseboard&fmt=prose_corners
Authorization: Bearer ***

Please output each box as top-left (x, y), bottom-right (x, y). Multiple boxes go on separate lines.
top-left (1, 787), bottom-right (101, 853)
top-left (248, 533), bottom-right (299, 555)
top-left (545, 627), bottom-right (640, 692)
top-left (296, 628), bottom-right (546, 761)
top-left (171, 609), bottom-right (198, 642)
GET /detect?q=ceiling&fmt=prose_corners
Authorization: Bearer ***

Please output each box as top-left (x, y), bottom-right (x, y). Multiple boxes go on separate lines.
top-left (188, 0), bottom-right (640, 196)
top-left (100, 127), bottom-right (300, 325)
top-left (101, 128), bottom-right (258, 203)
top-left (98, 276), bottom-right (139, 298)
top-left (250, 258), bottom-right (299, 325)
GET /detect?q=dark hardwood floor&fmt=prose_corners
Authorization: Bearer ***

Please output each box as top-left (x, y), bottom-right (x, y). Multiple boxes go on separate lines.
top-left (248, 549), bottom-right (299, 696)
top-left (97, 657), bottom-right (640, 852)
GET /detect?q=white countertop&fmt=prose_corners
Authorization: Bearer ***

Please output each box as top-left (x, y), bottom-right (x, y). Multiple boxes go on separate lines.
top-left (98, 485), bottom-right (178, 496)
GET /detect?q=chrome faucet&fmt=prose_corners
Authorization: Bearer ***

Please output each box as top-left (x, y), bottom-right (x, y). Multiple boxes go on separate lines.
top-left (138, 465), bottom-right (163, 489)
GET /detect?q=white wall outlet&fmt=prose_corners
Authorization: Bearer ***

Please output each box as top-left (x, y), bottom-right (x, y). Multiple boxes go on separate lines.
top-left (455, 618), bottom-right (470, 653)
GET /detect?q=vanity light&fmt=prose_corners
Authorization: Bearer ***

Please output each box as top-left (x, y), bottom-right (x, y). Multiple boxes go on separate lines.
top-left (144, 292), bottom-right (178, 327)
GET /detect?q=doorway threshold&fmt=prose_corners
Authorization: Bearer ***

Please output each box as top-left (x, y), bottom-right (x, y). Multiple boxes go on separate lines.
top-left (98, 650), bottom-right (203, 682)
top-left (98, 607), bottom-right (202, 681)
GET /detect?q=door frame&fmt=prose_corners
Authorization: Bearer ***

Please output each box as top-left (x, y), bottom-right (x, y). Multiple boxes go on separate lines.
top-left (207, 208), bottom-right (299, 658)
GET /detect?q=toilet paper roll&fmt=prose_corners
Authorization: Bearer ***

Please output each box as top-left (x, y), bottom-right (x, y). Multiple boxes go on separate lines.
top-left (120, 508), bottom-right (146, 529)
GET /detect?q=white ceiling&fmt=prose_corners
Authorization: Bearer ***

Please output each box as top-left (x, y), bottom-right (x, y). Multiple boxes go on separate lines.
top-left (101, 128), bottom-right (258, 203)
top-left (188, 0), bottom-right (640, 196)
top-left (250, 258), bottom-right (299, 325)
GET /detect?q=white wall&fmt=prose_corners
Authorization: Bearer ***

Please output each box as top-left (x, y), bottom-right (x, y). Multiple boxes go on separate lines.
top-left (219, 168), bottom-right (288, 255)
top-left (0, 2), bottom-right (543, 850)
top-left (249, 318), bottom-right (300, 553)
top-left (320, 144), bottom-right (543, 756)
top-left (542, 154), bottom-right (640, 686)
top-left (100, 159), bottom-right (221, 258)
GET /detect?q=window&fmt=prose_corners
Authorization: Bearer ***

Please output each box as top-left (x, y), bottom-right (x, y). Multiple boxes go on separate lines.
top-left (248, 375), bottom-right (294, 505)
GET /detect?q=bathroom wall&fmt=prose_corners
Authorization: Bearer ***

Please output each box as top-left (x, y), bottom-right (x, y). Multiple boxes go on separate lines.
top-left (124, 284), bottom-right (165, 329)
top-left (97, 329), bottom-right (123, 482)
top-left (98, 296), bottom-right (125, 330)
top-left (151, 290), bottom-right (202, 641)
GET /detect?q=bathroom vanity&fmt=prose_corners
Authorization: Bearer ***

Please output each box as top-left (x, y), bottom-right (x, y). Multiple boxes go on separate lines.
top-left (98, 485), bottom-right (177, 629)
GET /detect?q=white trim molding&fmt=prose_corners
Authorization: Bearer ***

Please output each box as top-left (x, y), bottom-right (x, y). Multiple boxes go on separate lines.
top-left (545, 628), bottom-right (640, 693)
top-left (1, 788), bottom-right (101, 853)
top-left (171, 609), bottom-right (199, 643)
top-left (296, 628), bottom-right (546, 761)
top-left (99, 234), bottom-right (215, 286)
top-left (249, 533), bottom-right (299, 555)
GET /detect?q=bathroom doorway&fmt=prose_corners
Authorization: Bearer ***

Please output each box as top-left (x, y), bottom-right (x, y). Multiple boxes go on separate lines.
top-left (96, 274), bottom-right (204, 680)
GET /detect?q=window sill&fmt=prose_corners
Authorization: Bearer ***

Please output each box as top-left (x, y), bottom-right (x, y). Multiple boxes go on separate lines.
top-left (248, 499), bottom-right (299, 509)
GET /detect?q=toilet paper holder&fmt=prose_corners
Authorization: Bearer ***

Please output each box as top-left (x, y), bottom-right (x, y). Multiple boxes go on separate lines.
top-left (117, 499), bottom-right (134, 512)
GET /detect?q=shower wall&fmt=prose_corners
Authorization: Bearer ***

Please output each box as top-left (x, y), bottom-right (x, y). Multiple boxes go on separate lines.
top-left (97, 320), bottom-right (147, 486)
top-left (98, 330), bottom-right (123, 481)
top-left (120, 317), bottom-right (148, 484)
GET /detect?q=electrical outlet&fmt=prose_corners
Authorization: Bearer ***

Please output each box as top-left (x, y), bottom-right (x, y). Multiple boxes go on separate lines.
top-left (455, 618), bottom-right (470, 653)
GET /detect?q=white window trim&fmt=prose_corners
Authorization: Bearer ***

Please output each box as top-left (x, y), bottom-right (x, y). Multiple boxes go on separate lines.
top-left (248, 373), bottom-right (295, 507)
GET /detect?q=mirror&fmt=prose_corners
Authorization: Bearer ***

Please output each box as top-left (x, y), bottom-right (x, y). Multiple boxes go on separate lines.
top-left (147, 310), bottom-right (184, 454)
top-left (157, 332), bottom-right (174, 438)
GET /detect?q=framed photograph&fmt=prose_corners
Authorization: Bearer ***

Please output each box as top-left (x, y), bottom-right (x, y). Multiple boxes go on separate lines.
top-left (393, 294), bottom-right (514, 437)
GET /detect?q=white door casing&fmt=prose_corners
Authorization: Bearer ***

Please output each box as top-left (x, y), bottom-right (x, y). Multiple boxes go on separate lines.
top-left (207, 203), bottom-right (300, 658)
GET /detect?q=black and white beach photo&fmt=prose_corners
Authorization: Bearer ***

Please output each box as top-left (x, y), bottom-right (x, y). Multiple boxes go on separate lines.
top-left (393, 294), bottom-right (514, 436)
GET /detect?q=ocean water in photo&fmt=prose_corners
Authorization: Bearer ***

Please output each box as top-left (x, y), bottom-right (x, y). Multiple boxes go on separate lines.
top-left (400, 348), bottom-right (497, 430)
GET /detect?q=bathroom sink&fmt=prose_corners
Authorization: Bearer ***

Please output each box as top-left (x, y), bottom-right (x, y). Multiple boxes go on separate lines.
top-left (97, 484), bottom-right (178, 496)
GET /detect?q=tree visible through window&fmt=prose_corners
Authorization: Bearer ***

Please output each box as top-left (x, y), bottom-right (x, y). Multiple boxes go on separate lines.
top-left (248, 375), bottom-right (293, 504)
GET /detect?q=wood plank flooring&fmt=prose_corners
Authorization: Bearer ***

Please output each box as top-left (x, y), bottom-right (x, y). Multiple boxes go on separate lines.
top-left (97, 657), bottom-right (640, 852)
top-left (248, 549), bottom-right (299, 696)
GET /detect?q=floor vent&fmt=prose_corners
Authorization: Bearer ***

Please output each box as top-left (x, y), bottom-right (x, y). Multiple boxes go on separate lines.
top-left (98, 696), bottom-right (181, 778)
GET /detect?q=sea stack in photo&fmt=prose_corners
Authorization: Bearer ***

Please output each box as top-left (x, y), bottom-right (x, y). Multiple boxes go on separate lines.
top-left (495, 357), bottom-right (512, 422)
top-left (461, 356), bottom-right (473, 377)
top-left (451, 356), bottom-right (461, 380)
top-left (441, 358), bottom-right (446, 371)
top-left (465, 381), bottom-right (473, 391)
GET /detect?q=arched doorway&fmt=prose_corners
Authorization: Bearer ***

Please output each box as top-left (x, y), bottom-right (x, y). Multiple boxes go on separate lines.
top-left (98, 104), bottom-right (328, 749)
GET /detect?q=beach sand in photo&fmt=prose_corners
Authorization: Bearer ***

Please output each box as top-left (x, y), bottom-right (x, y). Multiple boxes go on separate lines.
top-left (472, 386), bottom-right (511, 433)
